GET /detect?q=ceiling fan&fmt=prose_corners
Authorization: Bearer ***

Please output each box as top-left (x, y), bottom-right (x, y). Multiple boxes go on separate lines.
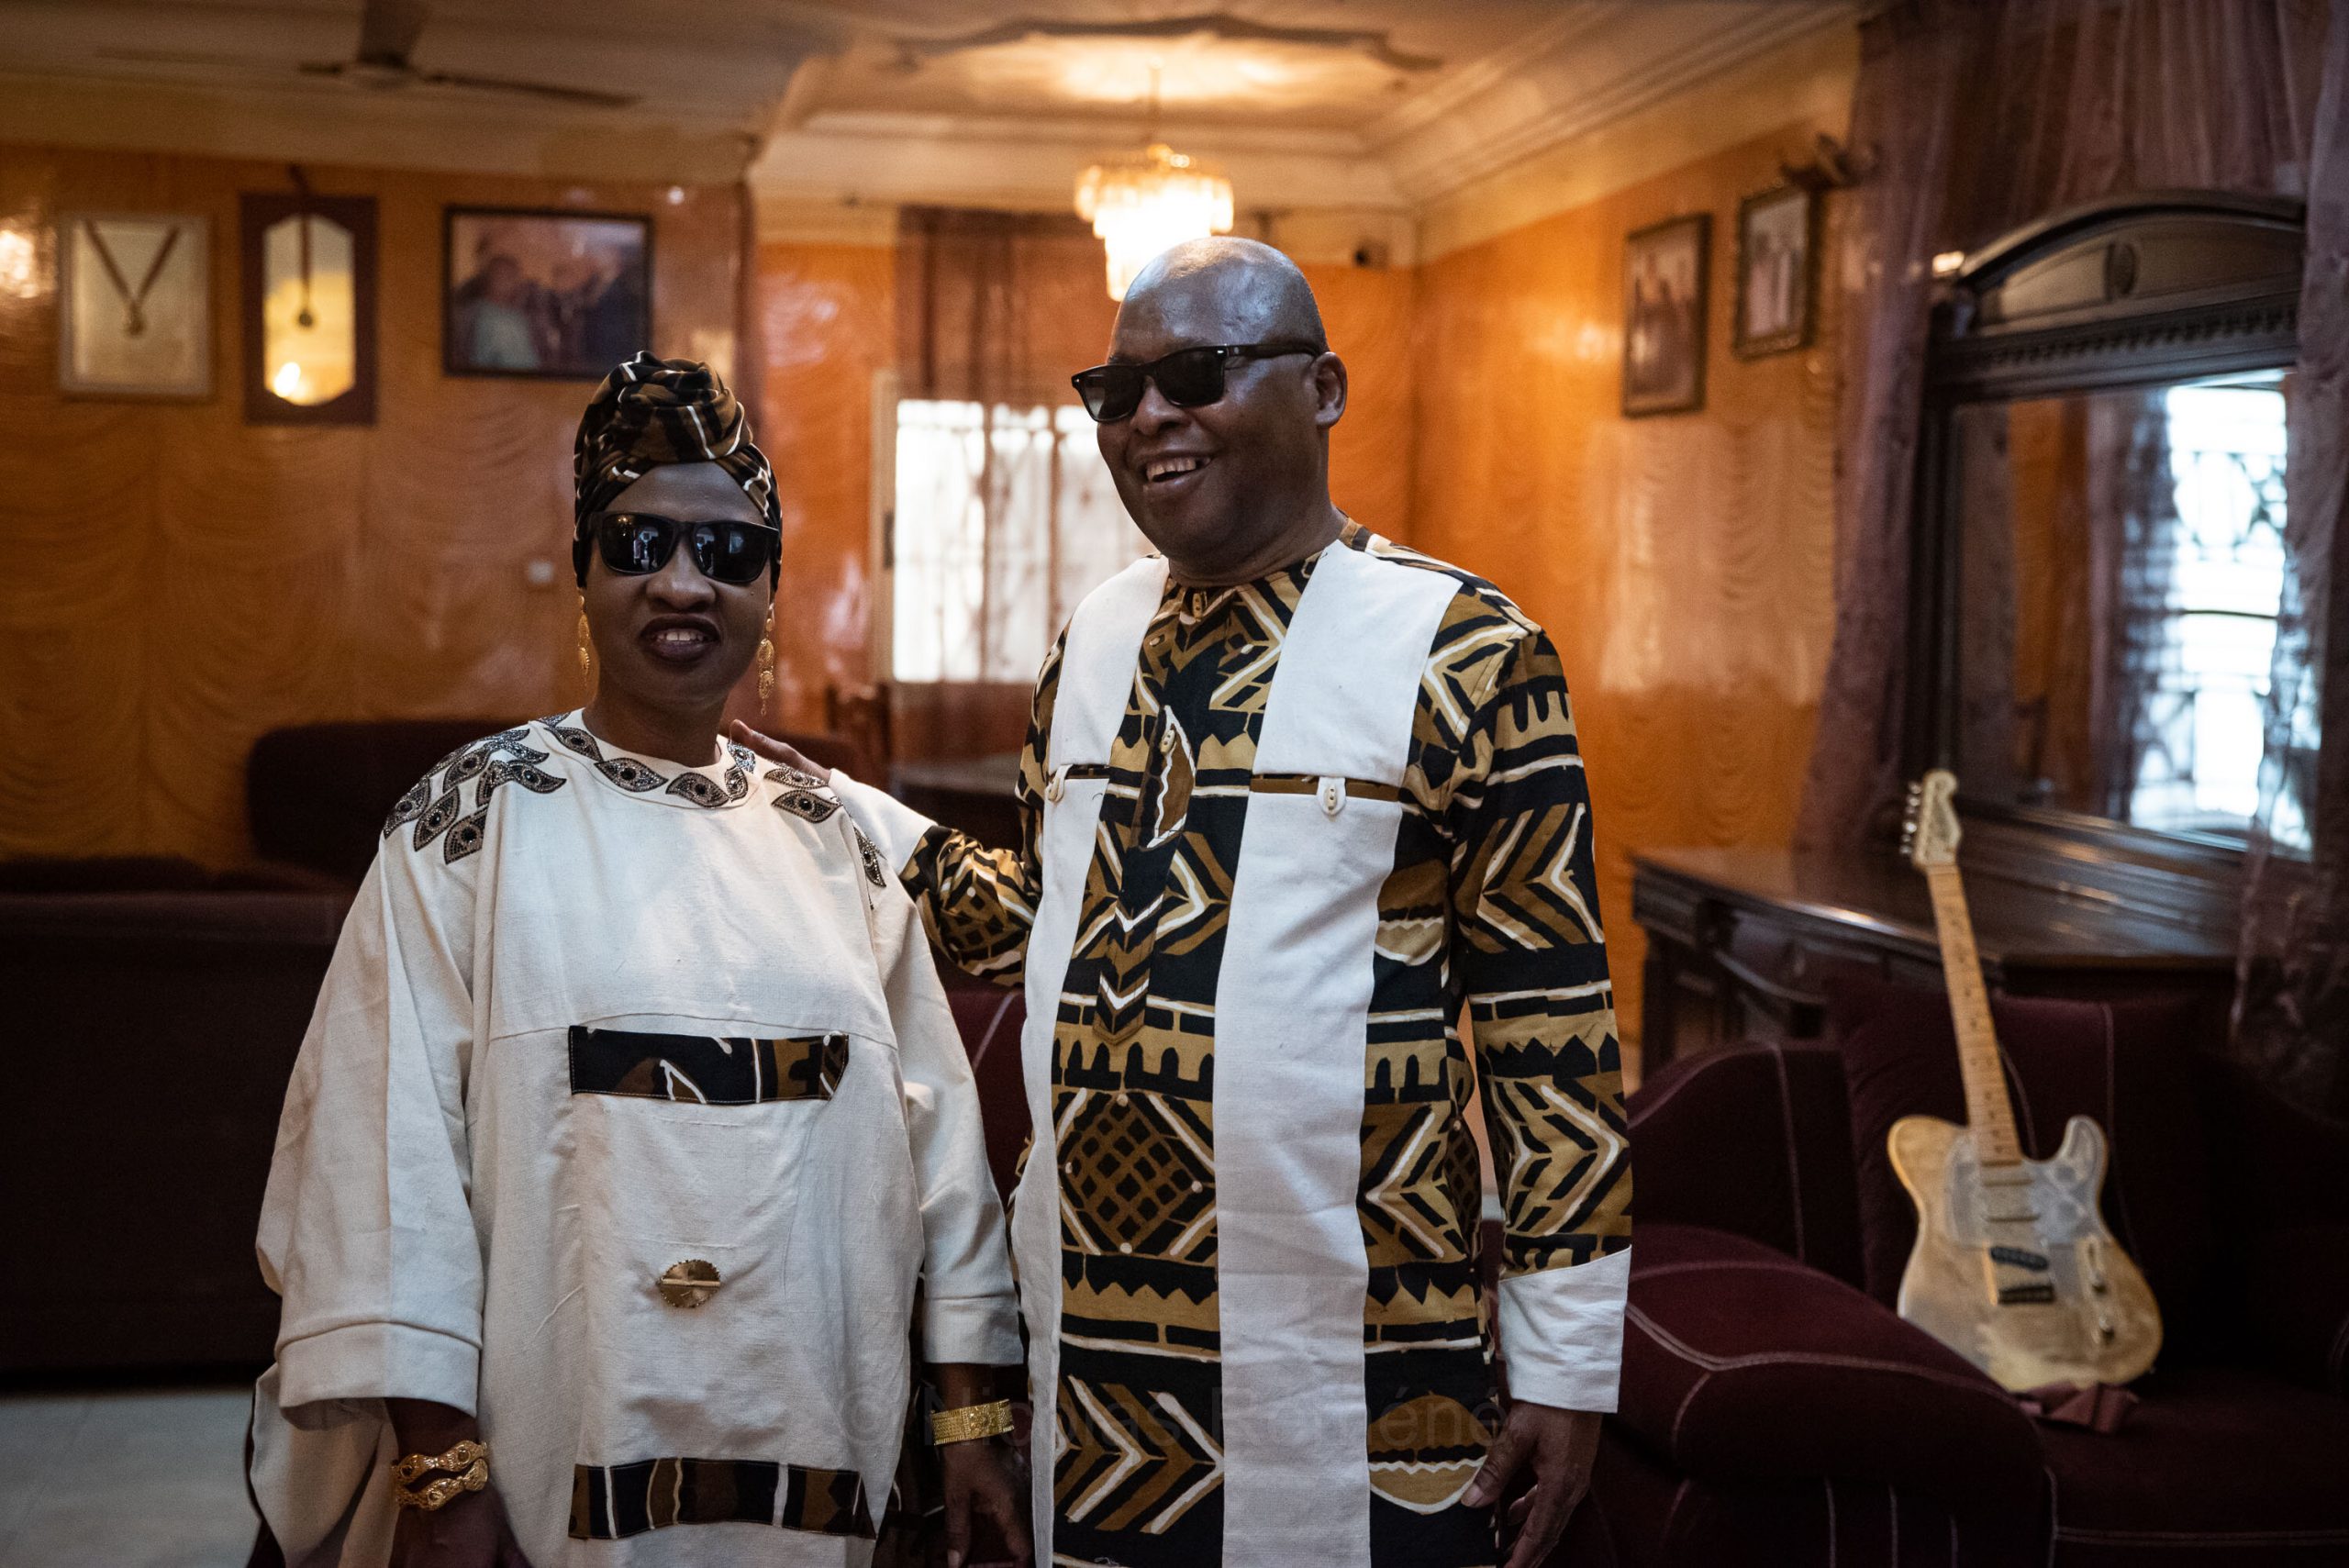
top-left (101, 0), bottom-right (640, 108)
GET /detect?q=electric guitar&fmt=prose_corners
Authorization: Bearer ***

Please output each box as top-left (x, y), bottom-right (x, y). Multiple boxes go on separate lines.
top-left (1889, 771), bottom-right (2163, 1391)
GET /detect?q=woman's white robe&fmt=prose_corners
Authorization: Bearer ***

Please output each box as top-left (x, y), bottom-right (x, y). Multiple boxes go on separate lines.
top-left (247, 715), bottom-right (1020, 1566)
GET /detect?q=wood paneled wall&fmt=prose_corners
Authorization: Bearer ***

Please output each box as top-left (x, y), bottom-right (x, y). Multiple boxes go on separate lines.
top-left (1410, 122), bottom-right (1847, 1060)
top-left (0, 143), bottom-right (745, 862)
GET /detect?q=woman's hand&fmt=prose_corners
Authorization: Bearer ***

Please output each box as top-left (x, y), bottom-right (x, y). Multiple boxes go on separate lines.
top-left (939, 1438), bottom-right (1031, 1568)
top-left (387, 1486), bottom-right (534, 1568)
top-left (728, 721), bottom-right (830, 784)
top-left (383, 1399), bottom-right (534, 1568)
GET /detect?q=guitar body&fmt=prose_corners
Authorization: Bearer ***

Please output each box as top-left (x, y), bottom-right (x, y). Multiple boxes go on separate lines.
top-left (1888, 1111), bottom-right (2163, 1391)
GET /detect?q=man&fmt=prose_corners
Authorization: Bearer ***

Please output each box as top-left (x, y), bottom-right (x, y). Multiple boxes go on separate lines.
top-left (738, 238), bottom-right (1631, 1568)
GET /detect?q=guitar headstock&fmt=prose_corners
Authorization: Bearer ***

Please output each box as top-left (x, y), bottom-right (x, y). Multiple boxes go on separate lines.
top-left (1902, 770), bottom-right (1962, 869)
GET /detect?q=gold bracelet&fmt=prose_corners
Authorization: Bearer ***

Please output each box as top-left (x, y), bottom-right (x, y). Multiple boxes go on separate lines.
top-left (392, 1439), bottom-right (491, 1487)
top-left (393, 1457), bottom-right (490, 1511)
top-left (930, 1398), bottom-right (1014, 1446)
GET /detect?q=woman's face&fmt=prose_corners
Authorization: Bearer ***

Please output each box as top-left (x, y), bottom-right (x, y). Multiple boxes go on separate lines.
top-left (582, 462), bottom-right (772, 717)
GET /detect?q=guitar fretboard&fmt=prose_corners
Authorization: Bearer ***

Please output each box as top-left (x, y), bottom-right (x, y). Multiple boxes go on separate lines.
top-left (1920, 862), bottom-right (2023, 1167)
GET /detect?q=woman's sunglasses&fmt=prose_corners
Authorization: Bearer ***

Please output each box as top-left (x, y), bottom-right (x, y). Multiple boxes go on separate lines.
top-left (1070, 340), bottom-right (1325, 424)
top-left (591, 512), bottom-right (778, 585)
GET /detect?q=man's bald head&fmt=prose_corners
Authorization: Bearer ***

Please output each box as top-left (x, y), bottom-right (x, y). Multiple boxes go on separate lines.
top-left (1119, 237), bottom-right (1326, 351)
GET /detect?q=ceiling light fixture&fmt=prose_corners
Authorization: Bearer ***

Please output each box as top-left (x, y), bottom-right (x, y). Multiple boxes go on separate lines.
top-left (1074, 64), bottom-right (1233, 301)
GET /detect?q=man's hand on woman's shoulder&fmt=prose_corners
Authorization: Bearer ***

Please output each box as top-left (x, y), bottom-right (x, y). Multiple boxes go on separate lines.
top-left (729, 721), bottom-right (832, 785)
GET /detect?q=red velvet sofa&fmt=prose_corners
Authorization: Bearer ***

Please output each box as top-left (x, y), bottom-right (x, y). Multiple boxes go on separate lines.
top-left (1604, 1012), bottom-right (2349, 1567)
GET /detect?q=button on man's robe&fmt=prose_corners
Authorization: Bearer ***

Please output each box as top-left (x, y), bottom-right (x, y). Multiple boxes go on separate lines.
top-left (248, 715), bottom-right (1019, 1566)
top-left (834, 525), bottom-right (1634, 1568)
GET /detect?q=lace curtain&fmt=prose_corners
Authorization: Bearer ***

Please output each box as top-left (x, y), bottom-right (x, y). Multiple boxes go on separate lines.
top-left (1797, 0), bottom-right (2343, 1112)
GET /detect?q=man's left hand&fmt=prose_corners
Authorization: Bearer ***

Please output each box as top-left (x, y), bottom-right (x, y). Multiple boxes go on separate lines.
top-left (939, 1438), bottom-right (1031, 1568)
top-left (1462, 1401), bottom-right (1601, 1568)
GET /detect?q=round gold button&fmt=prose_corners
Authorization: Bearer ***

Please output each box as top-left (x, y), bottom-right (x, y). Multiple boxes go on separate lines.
top-left (657, 1259), bottom-right (721, 1308)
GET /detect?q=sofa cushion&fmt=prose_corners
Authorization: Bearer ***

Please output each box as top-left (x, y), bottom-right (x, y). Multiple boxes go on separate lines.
top-left (1830, 979), bottom-right (2215, 1341)
top-left (2238, 1222), bottom-right (2349, 1398)
top-left (2044, 1364), bottom-right (2349, 1564)
top-left (1618, 1222), bottom-right (2044, 1519)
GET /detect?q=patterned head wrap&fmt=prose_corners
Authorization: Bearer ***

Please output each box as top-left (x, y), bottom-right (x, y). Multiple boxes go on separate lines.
top-left (573, 352), bottom-right (780, 584)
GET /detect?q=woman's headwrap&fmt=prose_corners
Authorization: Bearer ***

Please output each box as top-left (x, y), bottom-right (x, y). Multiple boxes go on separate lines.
top-left (573, 352), bottom-right (780, 584)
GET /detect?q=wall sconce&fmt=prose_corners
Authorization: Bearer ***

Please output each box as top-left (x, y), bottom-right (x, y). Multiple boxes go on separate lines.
top-left (241, 183), bottom-right (376, 425)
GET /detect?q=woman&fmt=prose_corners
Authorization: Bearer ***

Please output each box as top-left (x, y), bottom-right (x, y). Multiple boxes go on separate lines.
top-left (248, 355), bottom-right (1030, 1568)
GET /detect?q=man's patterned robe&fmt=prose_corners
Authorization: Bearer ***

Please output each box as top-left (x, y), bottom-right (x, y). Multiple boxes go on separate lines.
top-left (835, 523), bottom-right (1632, 1568)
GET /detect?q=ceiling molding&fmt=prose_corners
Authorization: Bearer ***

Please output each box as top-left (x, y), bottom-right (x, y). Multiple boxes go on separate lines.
top-left (1374, 2), bottom-right (1855, 205)
top-left (748, 112), bottom-right (1407, 215)
top-left (1413, 20), bottom-right (1860, 262)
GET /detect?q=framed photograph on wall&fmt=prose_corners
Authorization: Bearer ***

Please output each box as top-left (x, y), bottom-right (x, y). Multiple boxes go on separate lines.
top-left (443, 206), bottom-right (651, 380)
top-left (1622, 212), bottom-right (1709, 417)
top-left (58, 212), bottom-right (212, 398)
top-left (1734, 185), bottom-right (1817, 359)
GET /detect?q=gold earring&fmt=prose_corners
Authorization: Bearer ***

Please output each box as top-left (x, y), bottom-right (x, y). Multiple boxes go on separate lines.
top-left (576, 595), bottom-right (593, 682)
top-left (757, 606), bottom-right (776, 707)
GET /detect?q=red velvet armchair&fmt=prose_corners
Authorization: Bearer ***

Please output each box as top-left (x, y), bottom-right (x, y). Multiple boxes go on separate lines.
top-left (1596, 1021), bottom-right (2349, 1567)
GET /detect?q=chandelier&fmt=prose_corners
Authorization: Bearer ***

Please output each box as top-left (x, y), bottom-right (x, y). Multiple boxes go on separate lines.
top-left (1074, 140), bottom-right (1234, 302)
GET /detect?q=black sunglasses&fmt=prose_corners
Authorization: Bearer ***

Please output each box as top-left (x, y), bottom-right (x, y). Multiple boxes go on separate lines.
top-left (1071, 340), bottom-right (1325, 424)
top-left (591, 512), bottom-right (778, 585)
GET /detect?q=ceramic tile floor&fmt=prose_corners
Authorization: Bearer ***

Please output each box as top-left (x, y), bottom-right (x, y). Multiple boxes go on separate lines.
top-left (0, 1387), bottom-right (258, 1568)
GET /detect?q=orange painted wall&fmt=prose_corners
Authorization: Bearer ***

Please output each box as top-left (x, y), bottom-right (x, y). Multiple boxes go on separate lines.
top-left (1410, 125), bottom-right (1845, 1060)
top-left (754, 239), bottom-right (1419, 736)
top-left (0, 143), bottom-right (744, 862)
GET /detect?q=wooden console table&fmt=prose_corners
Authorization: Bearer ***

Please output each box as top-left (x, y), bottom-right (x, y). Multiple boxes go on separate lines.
top-left (1631, 844), bottom-right (2237, 1072)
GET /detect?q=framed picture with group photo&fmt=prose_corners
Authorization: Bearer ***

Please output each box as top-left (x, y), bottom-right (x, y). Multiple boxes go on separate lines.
top-left (1621, 212), bottom-right (1709, 417)
top-left (442, 206), bottom-right (651, 380)
top-left (1734, 184), bottom-right (1818, 359)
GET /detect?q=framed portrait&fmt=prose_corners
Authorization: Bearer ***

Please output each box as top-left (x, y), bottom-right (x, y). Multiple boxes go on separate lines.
top-left (443, 206), bottom-right (651, 380)
top-left (58, 212), bottom-right (212, 398)
top-left (1622, 212), bottom-right (1709, 417)
top-left (1734, 185), bottom-right (1818, 359)
top-left (242, 193), bottom-right (378, 426)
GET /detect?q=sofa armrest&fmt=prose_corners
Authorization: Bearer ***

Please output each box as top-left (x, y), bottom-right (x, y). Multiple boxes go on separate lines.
top-left (1626, 1043), bottom-right (1867, 1286)
top-left (1619, 1223), bottom-right (2045, 1517)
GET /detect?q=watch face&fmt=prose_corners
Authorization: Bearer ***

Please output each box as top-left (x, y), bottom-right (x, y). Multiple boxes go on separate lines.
top-left (60, 212), bottom-right (212, 398)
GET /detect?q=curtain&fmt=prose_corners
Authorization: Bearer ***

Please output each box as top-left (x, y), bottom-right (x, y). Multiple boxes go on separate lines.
top-left (2239, 9), bottom-right (2349, 1117)
top-left (884, 210), bottom-right (1128, 762)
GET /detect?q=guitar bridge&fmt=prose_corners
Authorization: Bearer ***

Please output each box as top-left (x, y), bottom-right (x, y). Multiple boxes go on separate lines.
top-left (1997, 1283), bottom-right (2058, 1306)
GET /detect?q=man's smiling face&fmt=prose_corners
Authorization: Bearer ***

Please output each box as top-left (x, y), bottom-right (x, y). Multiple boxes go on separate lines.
top-left (1095, 251), bottom-right (1339, 578)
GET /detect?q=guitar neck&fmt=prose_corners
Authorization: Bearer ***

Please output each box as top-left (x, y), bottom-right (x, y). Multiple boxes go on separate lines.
top-left (1920, 862), bottom-right (2024, 1167)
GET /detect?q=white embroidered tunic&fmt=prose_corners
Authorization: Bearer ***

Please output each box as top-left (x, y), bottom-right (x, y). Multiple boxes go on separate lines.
top-left (247, 714), bottom-right (1020, 1567)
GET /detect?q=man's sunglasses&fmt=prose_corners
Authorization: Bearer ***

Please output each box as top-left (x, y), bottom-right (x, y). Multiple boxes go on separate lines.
top-left (1071, 340), bottom-right (1325, 424)
top-left (590, 512), bottom-right (778, 585)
